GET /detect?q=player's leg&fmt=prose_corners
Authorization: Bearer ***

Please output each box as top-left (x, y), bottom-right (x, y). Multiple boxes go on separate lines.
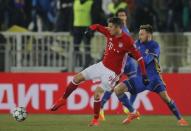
top-left (90, 86), bottom-right (104, 126)
top-left (99, 90), bottom-right (113, 121)
top-left (114, 83), bottom-right (135, 113)
top-left (159, 90), bottom-right (181, 120)
top-left (51, 73), bottom-right (85, 111)
top-left (63, 73), bottom-right (85, 98)
top-left (51, 63), bottom-right (101, 111)
top-left (158, 90), bottom-right (189, 126)
top-left (101, 90), bottom-right (113, 110)
top-left (130, 94), bottom-right (137, 105)
top-left (90, 64), bottom-right (118, 125)
top-left (122, 94), bottom-right (138, 118)
top-left (123, 94), bottom-right (138, 115)
top-left (114, 81), bottom-right (140, 124)
top-left (99, 89), bottom-right (137, 120)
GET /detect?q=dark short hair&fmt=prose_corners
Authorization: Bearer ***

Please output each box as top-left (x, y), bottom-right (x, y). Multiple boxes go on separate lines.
top-left (140, 24), bottom-right (153, 33)
top-left (108, 17), bottom-right (123, 28)
top-left (116, 8), bottom-right (128, 17)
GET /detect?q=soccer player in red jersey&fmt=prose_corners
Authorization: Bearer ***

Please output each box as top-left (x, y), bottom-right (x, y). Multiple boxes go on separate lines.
top-left (51, 17), bottom-right (149, 126)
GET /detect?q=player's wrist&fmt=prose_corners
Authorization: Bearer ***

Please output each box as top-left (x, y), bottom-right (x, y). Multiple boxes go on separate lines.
top-left (89, 24), bottom-right (97, 30)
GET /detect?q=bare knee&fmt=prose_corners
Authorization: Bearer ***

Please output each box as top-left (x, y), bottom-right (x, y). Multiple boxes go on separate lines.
top-left (114, 83), bottom-right (128, 96)
top-left (94, 93), bottom-right (101, 101)
top-left (73, 73), bottom-right (85, 84)
top-left (94, 87), bottom-right (104, 100)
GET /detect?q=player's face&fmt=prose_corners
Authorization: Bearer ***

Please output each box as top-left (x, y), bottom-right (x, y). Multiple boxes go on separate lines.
top-left (117, 12), bottom-right (127, 24)
top-left (108, 22), bottom-right (121, 36)
top-left (139, 29), bottom-right (150, 43)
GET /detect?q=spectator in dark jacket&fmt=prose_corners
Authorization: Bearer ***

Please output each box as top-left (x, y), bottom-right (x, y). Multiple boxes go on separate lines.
top-left (54, 0), bottom-right (73, 32)
top-left (166, 0), bottom-right (183, 32)
top-left (131, 0), bottom-right (158, 32)
top-left (91, 0), bottom-right (106, 25)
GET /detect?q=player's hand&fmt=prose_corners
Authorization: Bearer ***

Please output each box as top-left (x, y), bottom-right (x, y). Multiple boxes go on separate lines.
top-left (84, 28), bottom-right (94, 39)
top-left (142, 75), bottom-right (150, 85)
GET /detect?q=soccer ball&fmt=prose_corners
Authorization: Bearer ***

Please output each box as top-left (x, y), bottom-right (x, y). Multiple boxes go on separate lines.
top-left (12, 107), bottom-right (28, 122)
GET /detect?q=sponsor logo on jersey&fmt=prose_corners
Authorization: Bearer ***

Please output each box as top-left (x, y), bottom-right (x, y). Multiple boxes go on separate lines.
top-left (145, 49), bottom-right (149, 54)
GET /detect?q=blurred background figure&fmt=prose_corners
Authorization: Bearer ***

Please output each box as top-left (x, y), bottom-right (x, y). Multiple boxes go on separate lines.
top-left (0, 0), bottom-right (190, 32)
top-left (107, 0), bottom-right (128, 16)
top-left (0, 0), bottom-right (14, 30)
top-left (166, 0), bottom-right (183, 32)
top-left (54, 0), bottom-right (73, 32)
top-left (28, 0), bottom-right (56, 31)
top-left (91, 0), bottom-right (107, 25)
top-left (116, 9), bottom-right (129, 33)
top-left (72, 0), bottom-right (93, 68)
top-left (0, 0), bottom-right (30, 30)
top-left (130, 0), bottom-right (158, 32)
top-left (182, 0), bottom-right (191, 32)
top-left (12, 0), bottom-right (28, 28)
top-left (0, 33), bottom-right (6, 71)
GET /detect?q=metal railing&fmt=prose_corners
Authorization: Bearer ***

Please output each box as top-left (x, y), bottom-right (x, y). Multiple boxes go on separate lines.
top-left (0, 32), bottom-right (191, 73)
top-left (1, 32), bottom-right (73, 72)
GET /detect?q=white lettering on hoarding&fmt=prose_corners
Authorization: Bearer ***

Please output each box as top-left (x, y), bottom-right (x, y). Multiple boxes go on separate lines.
top-left (133, 91), bottom-right (153, 111)
top-left (40, 84), bottom-right (58, 109)
top-left (68, 88), bottom-right (89, 110)
top-left (0, 75), bottom-right (154, 112)
top-left (0, 84), bottom-right (15, 111)
top-left (18, 84), bottom-right (39, 109)
top-left (0, 83), bottom-right (58, 111)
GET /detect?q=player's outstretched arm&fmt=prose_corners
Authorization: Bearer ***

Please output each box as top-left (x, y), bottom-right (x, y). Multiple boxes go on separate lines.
top-left (87, 24), bottom-right (109, 36)
top-left (130, 48), bottom-right (146, 75)
top-left (130, 48), bottom-right (150, 85)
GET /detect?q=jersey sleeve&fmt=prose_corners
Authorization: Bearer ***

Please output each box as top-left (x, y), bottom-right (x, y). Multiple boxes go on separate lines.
top-left (143, 43), bottom-right (160, 64)
top-left (89, 24), bottom-right (109, 36)
top-left (123, 36), bottom-right (147, 75)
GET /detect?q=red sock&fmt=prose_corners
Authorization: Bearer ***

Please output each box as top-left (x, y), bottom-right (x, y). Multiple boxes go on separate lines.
top-left (94, 99), bottom-right (101, 119)
top-left (63, 81), bottom-right (78, 99)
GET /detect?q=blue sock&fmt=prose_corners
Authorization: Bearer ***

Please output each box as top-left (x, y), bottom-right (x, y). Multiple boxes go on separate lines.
top-left (130, 94), bottom-right (137, 105)
top-left (117, 93), bottom-right (134, 112)
top-left (167, 100), bottom-right (182, 120)
top-left (101, 91), bottom-right (112, 108)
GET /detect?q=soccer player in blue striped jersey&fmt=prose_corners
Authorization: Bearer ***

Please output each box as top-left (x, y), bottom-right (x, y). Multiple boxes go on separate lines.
top-left (114, 24), bottom-right (189, 126)
top-left (99, 9), bottom-right (138, 120)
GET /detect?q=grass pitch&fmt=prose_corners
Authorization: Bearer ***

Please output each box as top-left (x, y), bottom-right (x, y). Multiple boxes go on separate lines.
top-left (0, 114), bottom-right (190, 131)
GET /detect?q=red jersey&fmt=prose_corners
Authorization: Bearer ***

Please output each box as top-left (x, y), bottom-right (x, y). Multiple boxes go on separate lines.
top-left (89, 24), bottom-right (146, 75)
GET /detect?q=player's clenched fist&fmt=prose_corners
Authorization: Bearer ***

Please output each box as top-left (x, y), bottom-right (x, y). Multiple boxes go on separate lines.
top-left (84, 28), bottom-right (94, 39)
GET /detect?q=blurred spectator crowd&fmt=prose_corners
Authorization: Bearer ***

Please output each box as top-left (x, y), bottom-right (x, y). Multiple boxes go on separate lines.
top-left (0, 0), bottom-right (191, 32)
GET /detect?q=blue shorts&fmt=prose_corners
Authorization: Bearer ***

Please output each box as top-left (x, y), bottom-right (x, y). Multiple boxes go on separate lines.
top-left (123, 75), bottom-right (166, 95)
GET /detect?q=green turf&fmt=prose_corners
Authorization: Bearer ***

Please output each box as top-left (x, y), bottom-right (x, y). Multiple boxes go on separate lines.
top-left (0, 114), bottom-right (190, 131)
